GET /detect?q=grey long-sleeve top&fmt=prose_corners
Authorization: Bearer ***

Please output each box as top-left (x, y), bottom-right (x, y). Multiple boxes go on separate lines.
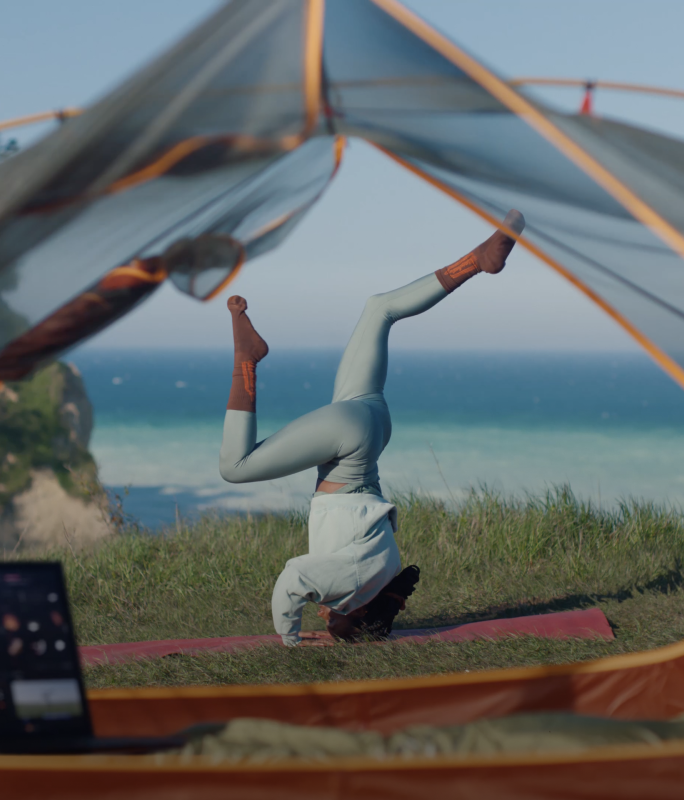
top-left (271, 493), bottom-right (401, 646)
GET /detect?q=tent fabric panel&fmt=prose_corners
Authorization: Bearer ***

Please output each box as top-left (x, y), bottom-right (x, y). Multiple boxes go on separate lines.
top-left (325, 0), bottom-right (684, 384)
top-left (324, 5), bottom-right (641, 215)
top-left (369, 0), bottom-right (684, 263)
top-left (0, 136), bottom-right (344, 376)
top-left (5, 0), bottom-right (684, 382)
top-left (3, 743), bottom-right (684, 799)
top-left (1, 158), bottom-right (273, 343)
top-left (375, 144), bottom-right (684, 389)
top-left (0, 1), bottom-right (307, 226)
top-left (396, 154), bottom-right (684, 373)
top-left (85, 641), bottom-right (684, 738)
top-left (0, 0), bottom-right (334, 369)
top-left (161, 4), bottom-right (308, 145)
top-left (352, 0), bottom-right (684, 390)
top-left (0, 0), bottom-right (314, 350)
top-left (549, 113), bottom-right (684, 236)
top-left (323, 0), bottom-right (504, 117)
top-left (1, 131), bottom-right (338, 340)
top-left (337, 113), bottom-right (630, 217)
top-left (206, 136), bottom-right (344, 250)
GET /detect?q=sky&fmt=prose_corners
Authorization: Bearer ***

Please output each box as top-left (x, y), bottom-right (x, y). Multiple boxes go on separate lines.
top-left (4, 0), bottom-right (684, 352)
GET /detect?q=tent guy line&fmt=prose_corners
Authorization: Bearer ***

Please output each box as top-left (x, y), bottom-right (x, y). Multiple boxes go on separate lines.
top-left (4, 77), bottom-right (684, 133)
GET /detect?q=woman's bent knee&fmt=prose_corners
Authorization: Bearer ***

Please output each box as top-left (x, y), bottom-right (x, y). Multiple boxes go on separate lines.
top-left (219, 459), bottom-right (249, 484)
top-left (364, 292), bottom-right (398, 324)
top-left (364, 293), bottom-right (386, 314)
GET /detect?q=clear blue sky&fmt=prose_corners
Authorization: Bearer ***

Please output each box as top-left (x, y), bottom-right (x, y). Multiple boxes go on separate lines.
top-left (4, 0), bottom-right (684, 352)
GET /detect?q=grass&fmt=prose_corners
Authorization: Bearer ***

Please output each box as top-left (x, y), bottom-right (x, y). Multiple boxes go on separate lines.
top-left (10, 488), bottom-right (684, 689)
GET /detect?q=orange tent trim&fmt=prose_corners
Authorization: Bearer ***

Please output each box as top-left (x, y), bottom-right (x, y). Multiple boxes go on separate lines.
top-left (0, 107), bottom-right (82, 132)
top-left (373, 143), bottom-right (684, 393)
top-left (370, 0), bottom-right (684, 266)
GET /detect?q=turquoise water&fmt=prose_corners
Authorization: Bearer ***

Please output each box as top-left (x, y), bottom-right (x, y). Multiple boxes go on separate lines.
top-left (69, 350), bottom-right (684, 527)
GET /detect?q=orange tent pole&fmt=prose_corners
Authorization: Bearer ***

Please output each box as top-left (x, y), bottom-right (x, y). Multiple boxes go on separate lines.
top-left (370, 0), bottom-right (684, 267)
top-left (372, 143), bottom-right (684, 394)
top-left (0, 108), bottom-right (82, 132)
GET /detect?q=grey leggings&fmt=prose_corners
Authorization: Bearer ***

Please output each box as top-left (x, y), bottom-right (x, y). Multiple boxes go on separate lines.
top-left (219, 272), bottom-right (448, 486)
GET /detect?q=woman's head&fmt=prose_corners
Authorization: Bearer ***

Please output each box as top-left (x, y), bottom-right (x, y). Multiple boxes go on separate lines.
top-left (318, 565), bottom-right (420, 642)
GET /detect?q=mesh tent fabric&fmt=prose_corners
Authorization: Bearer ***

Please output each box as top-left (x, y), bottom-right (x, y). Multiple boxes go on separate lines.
top-left (0, 0), bottom-right (330, 374)
top-left (0, 0), bottom-right (311, 266)
top-left (3, 0), bottom-right (684, 390)
top-left (0, 136), bottom-right (343, 379)
top-left (323, 0), bottom-right (684, 386)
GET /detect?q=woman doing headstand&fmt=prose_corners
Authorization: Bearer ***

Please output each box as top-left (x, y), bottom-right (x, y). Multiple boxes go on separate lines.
top-left (220, 210), bottom-right (525, 646)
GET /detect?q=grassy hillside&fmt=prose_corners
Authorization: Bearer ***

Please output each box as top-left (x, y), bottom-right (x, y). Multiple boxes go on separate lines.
top-left (11, 489), bottom-right (684, 688)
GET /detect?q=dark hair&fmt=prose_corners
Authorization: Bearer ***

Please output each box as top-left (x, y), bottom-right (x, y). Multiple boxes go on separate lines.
top-left (355, 565), bottom-right (420, 640)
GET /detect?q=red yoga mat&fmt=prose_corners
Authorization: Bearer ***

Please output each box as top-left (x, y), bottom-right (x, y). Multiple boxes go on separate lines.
top-left (79, 607), bottom-right (613, 666)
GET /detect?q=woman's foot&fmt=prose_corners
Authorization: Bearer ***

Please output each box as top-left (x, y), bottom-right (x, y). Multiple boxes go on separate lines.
top-left (475, 209), bottom-right (526, 274)
top-left (435, 209), bottom-right (526, 291)
top-left (226, 296), bottom-right (268, 412)
top-left (227, 296), bottom-right (269, 364)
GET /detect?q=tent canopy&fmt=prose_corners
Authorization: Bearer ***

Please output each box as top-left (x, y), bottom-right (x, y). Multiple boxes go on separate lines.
top-left (2, 0), bottom-right (684, 387)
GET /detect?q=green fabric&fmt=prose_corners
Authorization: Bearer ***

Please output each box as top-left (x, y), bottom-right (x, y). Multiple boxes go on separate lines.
top-left (173, 714), bottom-right (684, 762)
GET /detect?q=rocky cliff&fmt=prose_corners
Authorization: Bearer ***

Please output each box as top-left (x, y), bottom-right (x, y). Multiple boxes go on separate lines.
top-left (0, 362), bottom-right (111, 549)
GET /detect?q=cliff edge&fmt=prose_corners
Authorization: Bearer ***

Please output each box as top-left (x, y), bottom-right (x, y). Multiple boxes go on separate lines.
top-left (0, 362), bottom-right (111, 550)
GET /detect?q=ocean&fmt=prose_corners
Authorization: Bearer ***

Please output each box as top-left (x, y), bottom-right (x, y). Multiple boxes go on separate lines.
top-left (68, 349), bottom-right (684, 528)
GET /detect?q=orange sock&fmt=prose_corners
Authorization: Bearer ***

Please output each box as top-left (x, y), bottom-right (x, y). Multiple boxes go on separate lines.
top-left (435, 251), bottom-right (481, 294)
top-left (436, 209), bottom-right (525, 293)
top-left (226, 296), bottom-right (268, 413)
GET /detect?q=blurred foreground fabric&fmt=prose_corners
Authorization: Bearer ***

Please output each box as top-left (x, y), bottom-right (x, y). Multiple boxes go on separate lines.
top-left (6, 640), bottom-right (684, 798)
top-left (176, 713), bottom-right (684, 761)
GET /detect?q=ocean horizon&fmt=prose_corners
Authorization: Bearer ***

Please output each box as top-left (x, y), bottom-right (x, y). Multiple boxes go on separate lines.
top-left (68, 348), bottom-right (684, 528)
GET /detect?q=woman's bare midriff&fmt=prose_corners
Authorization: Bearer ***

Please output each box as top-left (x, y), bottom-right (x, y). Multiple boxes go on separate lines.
top-left (315, 479), bottom-right (348, 494)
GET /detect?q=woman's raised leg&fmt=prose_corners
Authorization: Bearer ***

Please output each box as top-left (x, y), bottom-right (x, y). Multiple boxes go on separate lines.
top-left (219, 209), bottom-right (524, 484)
top-left (220, 296), bottom-right (372, 483)
top-left (331, 209), bottom-right (525, 404)
top-left (331, 273), bottom-right (447, 404)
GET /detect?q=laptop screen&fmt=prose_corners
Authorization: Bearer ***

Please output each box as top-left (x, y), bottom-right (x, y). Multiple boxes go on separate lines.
top-left (0, 563), bottom-right (91, 740)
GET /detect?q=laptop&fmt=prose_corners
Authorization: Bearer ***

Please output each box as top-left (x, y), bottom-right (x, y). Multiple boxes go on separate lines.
top-left (0, 562), bottom-right (184, 754)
